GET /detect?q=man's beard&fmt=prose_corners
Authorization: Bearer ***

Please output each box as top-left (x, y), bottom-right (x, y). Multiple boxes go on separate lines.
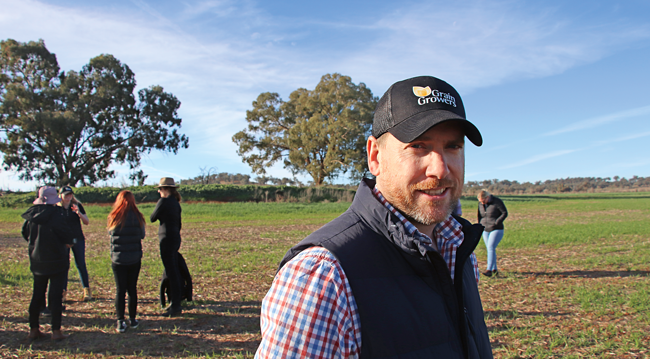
top-left (387, 177), bottom-right (461, 226)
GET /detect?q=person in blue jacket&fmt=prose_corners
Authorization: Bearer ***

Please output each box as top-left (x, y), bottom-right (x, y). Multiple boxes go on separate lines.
top-left (477, 189), bottom-right (508, 277)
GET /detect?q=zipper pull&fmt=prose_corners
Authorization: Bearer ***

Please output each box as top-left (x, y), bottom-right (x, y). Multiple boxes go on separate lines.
top-left (464, 307), bottom-right (476, 336)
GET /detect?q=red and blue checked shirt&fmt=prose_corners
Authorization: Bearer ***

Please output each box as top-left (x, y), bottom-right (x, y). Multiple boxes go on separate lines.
top-left (255, 187), bottom-right (480, 359)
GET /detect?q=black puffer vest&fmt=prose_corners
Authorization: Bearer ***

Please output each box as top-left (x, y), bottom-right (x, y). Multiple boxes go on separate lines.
top-left (280, 179), bottom-right (493, 359)
top-left (110, 211), bottom-right (145, 265)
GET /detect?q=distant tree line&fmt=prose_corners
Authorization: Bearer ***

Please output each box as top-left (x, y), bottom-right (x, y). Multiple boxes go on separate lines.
top-left (464, 176), bottom-right (650, 195)
top-left (179, 167), bottom-right (303, 187)
top-left (3, 173), bottom-right (647, 199)
top-left (0, 183), bottom-right (355, 207)
top-left (180, 170), bottom-right (650, 195)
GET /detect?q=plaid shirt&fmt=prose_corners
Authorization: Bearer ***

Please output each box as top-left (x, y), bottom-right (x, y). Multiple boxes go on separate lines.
top-left (256, 187), bottom-right (480, 359)
top-left (372, 187), bottom-right (480, 284)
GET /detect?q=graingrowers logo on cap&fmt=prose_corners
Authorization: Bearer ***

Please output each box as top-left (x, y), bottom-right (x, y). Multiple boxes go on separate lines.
top-left (412, 86), bottom-right (457, 107)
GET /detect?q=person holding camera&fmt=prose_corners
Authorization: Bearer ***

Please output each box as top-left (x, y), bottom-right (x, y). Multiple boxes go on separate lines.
top-left (58, 186), bottom-right (92, 301)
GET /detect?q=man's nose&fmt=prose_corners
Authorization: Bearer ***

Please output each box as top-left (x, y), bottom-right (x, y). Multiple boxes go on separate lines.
top-left (424, 151), bottom-right (450, 179)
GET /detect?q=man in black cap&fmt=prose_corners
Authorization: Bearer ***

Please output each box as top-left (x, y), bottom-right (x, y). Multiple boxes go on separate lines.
top-left (256, 76), bottom-right (493, 358)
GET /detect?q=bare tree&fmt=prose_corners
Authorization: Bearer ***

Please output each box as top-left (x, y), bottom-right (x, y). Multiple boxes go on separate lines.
top-left (197, 166), bottom-right (218, 184)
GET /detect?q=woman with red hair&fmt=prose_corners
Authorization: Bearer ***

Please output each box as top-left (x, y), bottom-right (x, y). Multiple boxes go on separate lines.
top-left (108, 190), bottom-right (146, 333)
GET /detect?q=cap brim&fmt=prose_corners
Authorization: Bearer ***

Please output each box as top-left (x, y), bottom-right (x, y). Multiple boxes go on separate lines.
top-left (388, 110), bottom-right (482, 146)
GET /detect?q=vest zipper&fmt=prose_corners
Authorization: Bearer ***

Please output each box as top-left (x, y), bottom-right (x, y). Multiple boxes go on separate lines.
top-left (465, 307), bottom-right (476, 336)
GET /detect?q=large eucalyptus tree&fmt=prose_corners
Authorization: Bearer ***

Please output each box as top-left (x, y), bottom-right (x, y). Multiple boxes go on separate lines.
top-left (0, 39), bottom-right (189, 186)
top-left (233, 73), bottom-right (376, 186)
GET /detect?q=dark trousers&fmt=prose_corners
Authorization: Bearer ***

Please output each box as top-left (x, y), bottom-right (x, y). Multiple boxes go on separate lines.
top-left (111, 261), bottom-right (141, 321)
top-left (160, 239), bottom-right (182, 310)
top-left (29, 271), bottom-right (67, 330)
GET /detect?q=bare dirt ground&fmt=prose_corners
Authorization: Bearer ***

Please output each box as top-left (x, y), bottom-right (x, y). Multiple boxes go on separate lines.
top-left (1, 220), bottom-right (649, 358)
top-left (0, 221), bottom-right (319, 358)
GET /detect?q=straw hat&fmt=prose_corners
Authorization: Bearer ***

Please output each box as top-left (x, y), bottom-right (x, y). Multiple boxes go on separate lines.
top-left (157, 177), bottom-right (178, 188)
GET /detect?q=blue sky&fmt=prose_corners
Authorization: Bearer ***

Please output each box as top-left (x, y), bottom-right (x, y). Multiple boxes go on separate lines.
top-left (1, 0), bottom-right (649, 190)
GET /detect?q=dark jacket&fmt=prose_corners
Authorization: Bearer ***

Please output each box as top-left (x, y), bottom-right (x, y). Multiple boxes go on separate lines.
top-left (110, 210), bottom-right (146, 265)
top-left (150, 197), bottom-right (182, 243)
top-left (477, 196), bottom-right (508, 232)
top-left (61, 202), bottom-right (86, 241)
top-left (21, 205), bottom-right (75, 275)
top-left (281, 179), bottom-right (493, 359)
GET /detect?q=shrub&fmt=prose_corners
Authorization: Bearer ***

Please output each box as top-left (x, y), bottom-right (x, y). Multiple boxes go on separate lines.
top-left (1, 184), bottom-right (356, 206)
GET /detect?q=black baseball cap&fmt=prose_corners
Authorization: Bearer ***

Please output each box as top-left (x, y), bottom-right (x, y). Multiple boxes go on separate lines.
top-left (372, 76), bottom-right (482, 146)
top-left (59, 186), bottom-right (74, 195)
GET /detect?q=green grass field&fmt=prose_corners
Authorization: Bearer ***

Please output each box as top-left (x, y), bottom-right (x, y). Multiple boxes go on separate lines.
top-left (0, 192), bottom-right (648, 358)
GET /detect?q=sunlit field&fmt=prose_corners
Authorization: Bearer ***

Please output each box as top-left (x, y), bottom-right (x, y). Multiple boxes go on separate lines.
top-left (0, 193), bottom-right (648, 358)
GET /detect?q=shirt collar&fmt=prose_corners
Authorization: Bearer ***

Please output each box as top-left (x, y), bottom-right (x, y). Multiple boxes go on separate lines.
top-left (371, 186), bottom-right (463, 249)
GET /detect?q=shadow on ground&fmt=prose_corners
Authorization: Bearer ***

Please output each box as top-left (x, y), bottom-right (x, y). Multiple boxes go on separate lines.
top-left (0, 300), bottom-right (262, 357)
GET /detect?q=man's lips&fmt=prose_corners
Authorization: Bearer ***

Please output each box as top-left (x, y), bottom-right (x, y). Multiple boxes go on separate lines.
top-left (419, 188), bottom-right (446, 196)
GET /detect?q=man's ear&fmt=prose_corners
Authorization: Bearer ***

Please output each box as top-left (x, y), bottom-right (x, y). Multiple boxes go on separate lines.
top-left (367, 136), bottom-right (381, 176)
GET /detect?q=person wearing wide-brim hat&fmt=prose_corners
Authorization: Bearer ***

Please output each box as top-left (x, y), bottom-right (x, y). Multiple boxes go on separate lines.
top-left (150, 178), bottom-right (184, 317)
top-left (21, 186), bottom-right (75, 341)
top-left (157, 177), bottom-right (179, 188)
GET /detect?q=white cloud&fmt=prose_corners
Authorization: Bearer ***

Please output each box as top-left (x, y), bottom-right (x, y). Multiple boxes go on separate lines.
top-left (593, 130), bottom-right (650, 145)
top-left (481, 129), bottom-right (650, 176)
top-left (178, 0), bottom-right (238, 17)
top-left (612, 159), bottom-right (650, 169)
top-left (498, 149), bottom-right (581, 170)
top-left (543, 105), bottom-right (650, 136)
top-left (335, 1), bottom-right (650, 93)
top-left (0, 0), bottom-right (297, 153)
top-left (465, 170), bottom-right (490, 179)
top-left (139, 165), bottom-right (187, 179)
top-left (3, 0), bottom-right (650, 187)
top-left (6, 0), bottom-right (648, 106)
